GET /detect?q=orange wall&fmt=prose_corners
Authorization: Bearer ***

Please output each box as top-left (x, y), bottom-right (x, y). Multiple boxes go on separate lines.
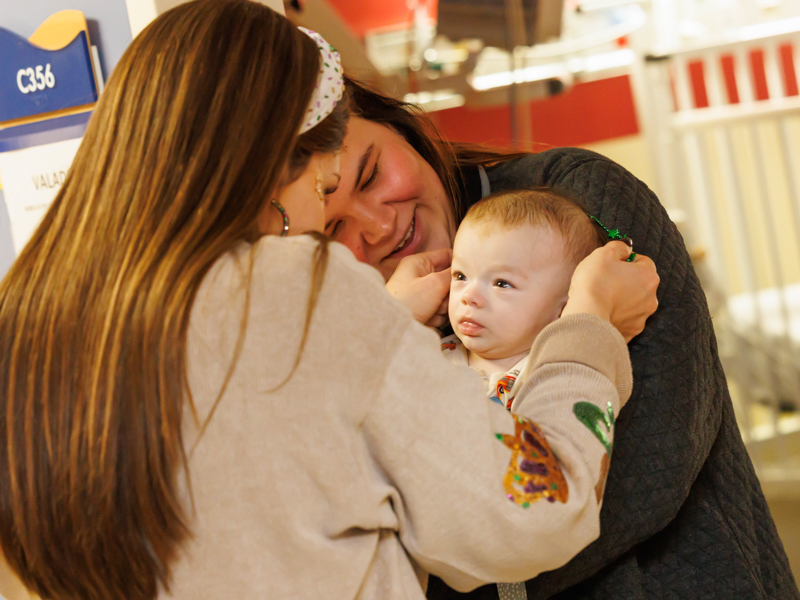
top-left (432, 75), bottom-right (640, 149)
top-left (326, 0), bottom-right (438, 37)
top-left (689, 44), bottom-right (799, 109)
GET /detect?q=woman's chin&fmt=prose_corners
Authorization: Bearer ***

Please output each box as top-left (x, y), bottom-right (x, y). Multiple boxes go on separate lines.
top-left (378, 212), bottom-right (452, 280)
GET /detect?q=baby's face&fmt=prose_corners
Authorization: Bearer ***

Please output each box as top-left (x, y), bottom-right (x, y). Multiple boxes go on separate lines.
top-left (448, 221), bottom-right (574, 361)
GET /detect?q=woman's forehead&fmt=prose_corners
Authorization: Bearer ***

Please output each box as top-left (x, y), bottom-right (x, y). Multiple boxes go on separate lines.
top-left (343, 117), bottom-right (400, 152)
top-left (338, 117), bottom-right (407, 186)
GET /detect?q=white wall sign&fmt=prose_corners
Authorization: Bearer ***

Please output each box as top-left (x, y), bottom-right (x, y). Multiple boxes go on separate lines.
top-left (125, 0), bottom-right (284, 38)
top-left (0, 136), bottom-right (82, 254)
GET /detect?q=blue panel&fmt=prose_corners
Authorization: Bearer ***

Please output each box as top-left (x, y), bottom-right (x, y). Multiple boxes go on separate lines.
top-left (0, 111), bottom-right (90, 154)
top-left (0, 1), bottom-right (132, 81)
top-left (0, 28), bottom-right (97, 123)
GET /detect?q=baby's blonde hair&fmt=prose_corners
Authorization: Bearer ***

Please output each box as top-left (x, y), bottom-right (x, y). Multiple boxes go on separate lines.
top-left (461, 189), bottom-right (606, 265)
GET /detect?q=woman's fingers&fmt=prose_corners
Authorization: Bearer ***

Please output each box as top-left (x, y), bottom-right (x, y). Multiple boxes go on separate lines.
top-left (425, 313), bottom-right (449, 329)
top-left (562, 242), bottom-right (660, 343)
top-left (420, 247), bottom-right (454, 273)
top-left (610, 239), bottom-right (634, 260)
top-left (386, 251), bottom-right (452, 325)
top-left (425, 297), bottom-right (450, 329)
top-left (393, 248), bottom-right (453, 278)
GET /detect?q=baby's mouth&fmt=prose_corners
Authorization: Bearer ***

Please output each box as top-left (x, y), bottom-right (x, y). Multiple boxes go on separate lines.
top-left (458, 318), bottom-right (484, 336)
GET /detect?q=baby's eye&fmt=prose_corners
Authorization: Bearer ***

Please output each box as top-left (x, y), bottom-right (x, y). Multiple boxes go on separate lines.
top-left (453, 271), bottom-right (467, 281)
top-left (494, 279), bottom-right (513, 289)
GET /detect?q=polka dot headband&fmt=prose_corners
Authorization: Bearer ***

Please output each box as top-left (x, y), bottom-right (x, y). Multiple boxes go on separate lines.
top-left (299, 27), bottom-right (344, 134)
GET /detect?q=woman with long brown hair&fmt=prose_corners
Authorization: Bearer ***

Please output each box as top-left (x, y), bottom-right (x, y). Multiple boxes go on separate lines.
top-left (0, 2), bottom-right (658, 599)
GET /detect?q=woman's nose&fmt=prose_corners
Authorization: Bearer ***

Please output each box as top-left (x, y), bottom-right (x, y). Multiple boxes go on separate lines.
top-left (357, 202), bottom-right (395, 246)
top-left (336, 194), bottom-right (395, 250)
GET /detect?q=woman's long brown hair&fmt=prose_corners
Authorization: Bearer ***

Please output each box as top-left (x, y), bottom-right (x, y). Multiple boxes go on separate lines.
top-left (346, 77), bottom-right (527, 224)
top-left (0, 1), bottom-right (345, 599)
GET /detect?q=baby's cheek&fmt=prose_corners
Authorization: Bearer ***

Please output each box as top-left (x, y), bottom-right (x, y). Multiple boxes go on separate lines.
top-left (504, 313), bottom-right (541, 352)
top-left (447, 285), bottom-right (458, 307)
top-left (447, 288), bottom-right (460, 328)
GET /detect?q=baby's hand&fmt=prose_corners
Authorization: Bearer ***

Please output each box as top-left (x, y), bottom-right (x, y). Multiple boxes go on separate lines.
top-left (386, 248), bottom-right (452, 327)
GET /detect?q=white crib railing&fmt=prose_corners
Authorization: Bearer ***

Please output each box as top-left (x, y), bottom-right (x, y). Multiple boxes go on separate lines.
top-left (633, 22), bottom-right (800, 489)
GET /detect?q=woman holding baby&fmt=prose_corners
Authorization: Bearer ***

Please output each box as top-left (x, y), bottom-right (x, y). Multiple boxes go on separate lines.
top-left (327, 81), bottom-right (799, 600)
top-left (7, 2), bottom-right (774, 600)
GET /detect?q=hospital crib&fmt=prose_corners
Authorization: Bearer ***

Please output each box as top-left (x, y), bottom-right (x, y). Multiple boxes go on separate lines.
top-left (633, 19), bottom-right (800, 495)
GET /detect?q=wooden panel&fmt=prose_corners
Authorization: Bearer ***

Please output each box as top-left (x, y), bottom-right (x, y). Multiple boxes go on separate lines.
top-left (28, 10), bottom-right (89, 50)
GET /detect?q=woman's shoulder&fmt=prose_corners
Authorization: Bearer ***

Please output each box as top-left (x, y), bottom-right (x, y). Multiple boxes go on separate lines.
top-left (485, 148), bottom-right (613, 190)
top-left (188, 235), bottom-right (417, 407)
top-left (200, 235), bottom-right (385, 292)
top-left (250, 235), bottom-right (390, 298)
top-left (195, 235), bottom-right (410, 336)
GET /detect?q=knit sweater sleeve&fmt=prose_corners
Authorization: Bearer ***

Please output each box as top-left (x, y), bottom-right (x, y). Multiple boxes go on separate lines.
top-left (363, 313), bottom-right (632, 592)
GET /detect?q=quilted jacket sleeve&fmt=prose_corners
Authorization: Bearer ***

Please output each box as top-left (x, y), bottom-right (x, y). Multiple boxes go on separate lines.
top-left (427, 149), bottom-right (723, 599)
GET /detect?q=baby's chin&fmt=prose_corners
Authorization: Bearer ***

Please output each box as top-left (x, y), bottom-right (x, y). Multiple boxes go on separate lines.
top-left (459, 337), bottom-right (529, 361)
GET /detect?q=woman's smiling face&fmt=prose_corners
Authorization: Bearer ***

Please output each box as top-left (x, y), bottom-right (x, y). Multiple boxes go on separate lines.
top-left (322, 117), bottom-right (456, 280)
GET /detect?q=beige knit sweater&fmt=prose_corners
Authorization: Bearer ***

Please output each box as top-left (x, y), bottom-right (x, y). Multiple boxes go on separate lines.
top-left (0, 235), bottom-right (632, 600)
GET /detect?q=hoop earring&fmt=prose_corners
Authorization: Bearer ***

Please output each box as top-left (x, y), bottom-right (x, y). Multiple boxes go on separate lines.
top-left (272, 200), bottom-right (290, 236)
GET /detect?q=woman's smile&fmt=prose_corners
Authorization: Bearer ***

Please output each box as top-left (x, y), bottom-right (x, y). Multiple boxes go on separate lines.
top-left (386, 211), bottom-right (422, 260)
top-left (392, 214), bottom-right (415, 254)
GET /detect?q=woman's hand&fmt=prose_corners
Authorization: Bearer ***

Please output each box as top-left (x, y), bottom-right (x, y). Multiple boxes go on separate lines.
top-left (386, 248), bottom-right (452, 328)
top-left (562, 241), bottom-right (659, 342)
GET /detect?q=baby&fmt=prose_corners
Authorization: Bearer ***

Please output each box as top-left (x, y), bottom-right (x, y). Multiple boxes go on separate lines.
top-left (442, 189), bottom-right (608, 410)
top-left (441, 189), bottom-right (627, 599)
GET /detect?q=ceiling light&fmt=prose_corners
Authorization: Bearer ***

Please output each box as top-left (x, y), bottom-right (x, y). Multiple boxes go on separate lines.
top-left (470, 48), bottom-right (635, 91)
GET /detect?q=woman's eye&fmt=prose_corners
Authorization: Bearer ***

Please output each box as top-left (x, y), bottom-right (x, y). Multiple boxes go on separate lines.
top-left (324, 186), bottom-right (338, 196)
top-left (361, 162), bottom-right (379, 191)
top-left (329, 221), bottom-right (343, 238)
top-left (495, 280), bottom-right (513, 289)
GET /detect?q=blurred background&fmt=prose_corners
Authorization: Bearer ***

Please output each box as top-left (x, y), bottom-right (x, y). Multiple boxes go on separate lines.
top-left (1, 0), bottom-right (799, 581)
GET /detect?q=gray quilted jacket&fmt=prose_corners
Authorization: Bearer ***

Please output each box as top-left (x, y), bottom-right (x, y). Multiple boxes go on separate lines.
top-left (427, 148), bottom-right (799, 600)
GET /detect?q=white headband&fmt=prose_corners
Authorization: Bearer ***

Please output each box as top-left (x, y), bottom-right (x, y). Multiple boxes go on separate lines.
top-left (298, 27), bottom-right (344, 134)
